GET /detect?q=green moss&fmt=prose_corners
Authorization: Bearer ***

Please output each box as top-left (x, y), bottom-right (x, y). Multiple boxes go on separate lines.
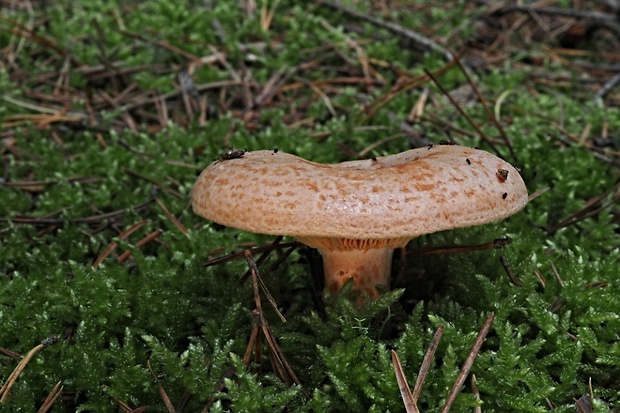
top-left (1, 0), bottom-right (619, 411)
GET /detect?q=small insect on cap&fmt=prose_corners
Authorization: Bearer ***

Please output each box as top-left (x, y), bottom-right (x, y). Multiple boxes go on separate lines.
top-left (191, 146), bottom-right (528, 298)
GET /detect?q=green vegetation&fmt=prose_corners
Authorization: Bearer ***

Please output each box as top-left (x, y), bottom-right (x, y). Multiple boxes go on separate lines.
top-left (1, 1), bottom-right (619, 411)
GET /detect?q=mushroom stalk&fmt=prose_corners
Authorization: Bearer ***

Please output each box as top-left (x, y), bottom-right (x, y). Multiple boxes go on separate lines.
top-left (320, 247), bottom-right (394, 298)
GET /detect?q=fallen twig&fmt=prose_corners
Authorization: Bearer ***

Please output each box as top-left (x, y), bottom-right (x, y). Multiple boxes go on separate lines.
top-left (408, 237), bottom-right (512, 256)
top-left (315, 0), bottom-right (453, 61)
top-left (243, 250), bottom-right (307, 395)
top-left (0, 335), bottom-right (60, 403)
top-left (500, 255), bottom-right (522, 287)
top-left (424, 68), bottom-right (503, 158)
top-left (440, 313), bottom-right (494, 413)
top-left (36, 381), bottom-right (63, 413)
top-left (412, 326), bottom-right (444, 402)
top-left (453, 55), bottom-right (518, 162)
top-left (593, 71), bottom-right (620, 102)
top-left (0, 199), bottom-right (154, 227)
top-left (391, 350), bottom-right (420, 413)
top-left (147, 360), bottom-right (176, 413)
top-left (93, 220), bottom-right (148, 268)
top-left (204, 239), bottom-right (301, 267)
top-left (117, 229), bottom-right (164, 263)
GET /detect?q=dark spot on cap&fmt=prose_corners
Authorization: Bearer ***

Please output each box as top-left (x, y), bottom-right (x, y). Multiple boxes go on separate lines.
top-left (466, 158), bottom-right (471, 165)
top-left (496, 169), bottom-right (509, 182)
top-left (502, 192), bottom-right (508, 199)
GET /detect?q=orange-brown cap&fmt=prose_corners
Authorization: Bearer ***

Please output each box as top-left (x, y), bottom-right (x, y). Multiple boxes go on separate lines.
top-left (191, 146), bottom-right (528, 244)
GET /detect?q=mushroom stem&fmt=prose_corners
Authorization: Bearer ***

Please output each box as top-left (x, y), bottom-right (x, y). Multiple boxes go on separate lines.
top-left (320, 247), bottom-right (394, 298)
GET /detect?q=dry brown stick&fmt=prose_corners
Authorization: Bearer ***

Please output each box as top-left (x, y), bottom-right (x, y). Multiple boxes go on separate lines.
top-left (408, 237), bottom-right (512, 256)
top-left (499, 4), bottom-right (618, 22)
top-left (424, 68), bottom-right (503, 158)
top-left (179, 69), bottom-right (196, 123)
top-left (92, 220), bottom-right (148, 268)
top-left (117, 229), bottom-right (164, 263)
top-left (83, 94), bottom-right (108, 147)
top-left (318, 19), bottom-right (377, 84)
top-left (0, 15), bottom-right (81, 66)
top-left (547, 179), bottom-right (620, 235)
top-left (53, 56), bottom-right (71, 97)
top-left (549, 297), bottom-right (567, 314)
top-left (0, 179), bottom-right (53, 191)
top-left (122, 168), bottom-right (185, 199)
top-left (412, 326), bottom-right (444, 402)
top-left (407, 88), bottom-right (429, 123)
top-left (244, 250), bottom-right (287, 323)
top-left (0, 347), bottom-right (21, 360)
top-left (147, 360), bottom-right (176, 413)
top-left (550, 261), bottom-right (564, 287)
top-left (118, 80), bottom-right (241, 113)
top-left (391, 350), bottom-right (420, 413)
top-left (574, 394), bottom-right (591, 413)
top-left (242, 313), bottom-right (261, 366)
top-left (528, 187), bottom-right (550, 204)
top-left (109, 395), bottom-right (134, 412)
top-left (548, 121), bottom-right (620, 167)
top-left (453, 55), bottom-right (518, 162)
top-left (266, 245), bottom-right (299, 274)
top-left (2, 112), bottom-right (83, 128)
top-left (203, 0), bottom-right (228, 43)
top-left (315, 0), bottom-right (453, 61)
top-left (205, 240), bottom-right (300, 267)
top-left (98, 89), bottom-right (138, 132)
top-left (2, 95), bottom-right (88, 118)
top-left (534, 269), bottom-right (546, 288)
top-left (593, 71), bottom-right (620, 102)
top-left (255, 64), bottom-right (293, 106)
top-left (36, 381), bottom-right (63, 413)
top-left (362, 60), bottom-right (457, 123)
top-left (154, 90), bottom-right (170, 127)
top-left (239, 236), bottom-right (285, 283)
top-left (419, 113), bottom-right (478, 139)
top-left (471, 374), bottom-right (482, 413)
top-left (62, 61), bottom-right (168, 79)
top-left (172, 390), bottom-right (192, 413)
top-left (120, 29), bottom-right (202, 65)
top-left (0, 335), bottom-right (59, 403)
top-left (244, 251), bottom-right (307, 396)
top-left (357, 134), bottom-right (406, 158)
top-left (500, 255), bottom-right (521, 287)
top-left (277, 76), bottom-right (381, 93)
top-left (155, 197), bottom-right (188, 234)
top-left (3, 0), bottom-right (34, 66)
top-left (440, 313), bottom-right (494, 413)
top-left (0, 199), bottom-right (154, 226)
top-left (92, 18), bottom-right (128, 94)
top-left (265, 338), bottom-right (292, 387)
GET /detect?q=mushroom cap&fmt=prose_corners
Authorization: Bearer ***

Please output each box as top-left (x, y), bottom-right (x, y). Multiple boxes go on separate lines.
top-left (192, 146), bottom-right (528, 243)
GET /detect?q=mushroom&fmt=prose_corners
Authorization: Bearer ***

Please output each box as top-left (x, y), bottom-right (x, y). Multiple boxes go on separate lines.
top-left (192, 145), bottom-right (528, 299)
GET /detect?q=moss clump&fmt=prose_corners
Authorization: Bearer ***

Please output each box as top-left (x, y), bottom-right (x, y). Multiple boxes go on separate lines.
top-left (1, 0), bottom-right (619, 411)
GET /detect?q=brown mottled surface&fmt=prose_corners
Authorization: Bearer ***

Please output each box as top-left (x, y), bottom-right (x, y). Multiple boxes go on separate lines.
top-left (191, 145), bottom-right (528, 240)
